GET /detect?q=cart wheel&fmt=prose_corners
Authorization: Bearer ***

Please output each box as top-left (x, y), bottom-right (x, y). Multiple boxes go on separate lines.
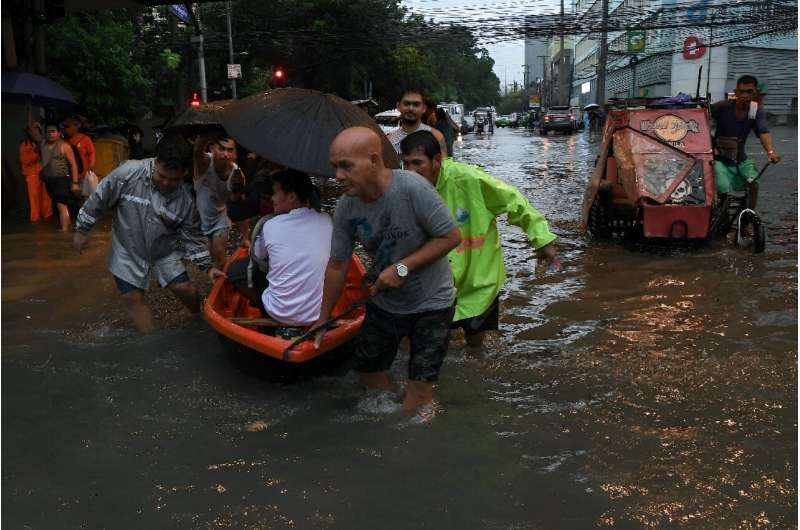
top-left (588, 198), bottom-right (612, 239)
top-left (753, 220), bottom-right (767, 254)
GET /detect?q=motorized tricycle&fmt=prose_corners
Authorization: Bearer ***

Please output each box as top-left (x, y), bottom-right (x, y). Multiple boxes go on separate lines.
top-left (473, 108), bottom-right (494, 135)
top-left (580, 97), bottom-right (770, 253)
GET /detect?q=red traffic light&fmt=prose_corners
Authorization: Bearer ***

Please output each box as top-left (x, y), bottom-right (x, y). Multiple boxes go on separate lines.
top-left (190, 91), bottom-right (201, 108)
top-left (272, 65), bottom-right (286, 87)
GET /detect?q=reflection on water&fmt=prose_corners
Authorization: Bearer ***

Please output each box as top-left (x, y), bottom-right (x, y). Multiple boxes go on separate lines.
top-left (2, 127), bottom-right (796, 529)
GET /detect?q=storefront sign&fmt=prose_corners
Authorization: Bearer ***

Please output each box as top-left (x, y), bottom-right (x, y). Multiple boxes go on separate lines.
top-left (628, 31), bottom-right (646, 54)
top-left (683, 35), bottom-right (706, 59)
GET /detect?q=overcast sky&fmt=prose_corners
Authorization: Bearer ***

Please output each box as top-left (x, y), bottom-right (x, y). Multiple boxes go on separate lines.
top-left (405, 0), bottom-right (563, 91)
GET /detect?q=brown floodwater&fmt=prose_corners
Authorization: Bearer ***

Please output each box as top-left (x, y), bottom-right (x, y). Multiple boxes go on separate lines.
top-left (2, 126), bottom-right (796, 529)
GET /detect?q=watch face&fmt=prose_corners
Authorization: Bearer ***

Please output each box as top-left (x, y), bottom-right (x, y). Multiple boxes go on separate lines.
top-left (396, 263), bottom-right (409, 277)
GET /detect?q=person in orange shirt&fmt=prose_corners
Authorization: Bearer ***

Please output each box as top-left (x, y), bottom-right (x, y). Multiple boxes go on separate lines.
top-left (63, 116), bottom-right (96, 194)
top-left (19, 124), bottom-right (53, 222)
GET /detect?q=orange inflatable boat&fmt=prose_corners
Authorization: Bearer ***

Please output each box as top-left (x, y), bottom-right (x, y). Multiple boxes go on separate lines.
top-left (204, 247), bottom-right (368, 363)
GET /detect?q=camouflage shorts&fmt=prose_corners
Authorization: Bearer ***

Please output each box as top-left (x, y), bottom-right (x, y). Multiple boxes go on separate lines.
top-left (354, 303), bottom-right (455, 382)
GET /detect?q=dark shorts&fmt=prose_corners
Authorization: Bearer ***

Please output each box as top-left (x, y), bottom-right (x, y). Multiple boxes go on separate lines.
top-left (451, 295), bottom-right (500, 336)
top-left (43, 176), bottom-right (79, 214)
top-left (354, 303), bottom-right (455, 382)
top-left (226, 256), bottom-right (268, 313)
top-left (114, 271), bottom-right (190, 295)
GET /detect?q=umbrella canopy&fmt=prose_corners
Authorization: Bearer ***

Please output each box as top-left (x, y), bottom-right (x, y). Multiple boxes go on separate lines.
top-left (164, 99), bottom-right (232, 134)
top-left (1, 71), bottom-right (76, 104)
top-left (220, 88), bottom-right (400, 177)
top-left (582, 103), bottom-right (600, 111)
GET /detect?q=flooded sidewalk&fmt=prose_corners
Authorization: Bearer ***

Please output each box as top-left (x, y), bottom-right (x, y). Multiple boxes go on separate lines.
top-left (2, 126), bottom-right (797, 529)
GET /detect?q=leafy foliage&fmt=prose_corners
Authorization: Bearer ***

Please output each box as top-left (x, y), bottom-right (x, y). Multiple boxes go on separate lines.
top-left (45, 12), bottom-right (154, 125)
top-left (44, 1), bottom-right (501, 122)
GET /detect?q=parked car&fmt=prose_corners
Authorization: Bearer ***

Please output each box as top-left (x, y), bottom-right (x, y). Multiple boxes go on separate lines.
top-left (373, 109), bottom-right (401, 133)
top-left (540, 106), bottom-right (577, 134)
top-left (495, 115), bottom-right (511, 128)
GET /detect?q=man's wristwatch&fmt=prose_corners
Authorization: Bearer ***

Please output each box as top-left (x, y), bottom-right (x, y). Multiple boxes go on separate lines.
top-left (395, 262), bottom-right (409, 278)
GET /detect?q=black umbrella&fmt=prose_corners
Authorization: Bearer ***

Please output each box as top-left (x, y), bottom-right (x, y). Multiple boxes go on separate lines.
top-left (163, 99), bottom-right (232, 134)
top-left (220, 88), bottom-right (399, 177)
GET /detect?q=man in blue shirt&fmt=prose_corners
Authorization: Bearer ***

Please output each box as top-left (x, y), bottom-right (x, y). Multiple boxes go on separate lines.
top-left (711, 75), bottom-right (780, 209)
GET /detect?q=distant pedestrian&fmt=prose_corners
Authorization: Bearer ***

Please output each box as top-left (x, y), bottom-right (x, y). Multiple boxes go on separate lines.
top-left (400, 130), bottom-right (560, 351)
top-left (28, 123), bottom-right (80, 231)
top-left (63, 117), bottom-right (95, 177)
top-left (73, 134), bottom-right (212, 334)
top-left (313, 126), bottom-right (461, 412)
top-left (433, 107), bottom-right (458, 158)
top-left (19, 123), bottom-right (53, 222)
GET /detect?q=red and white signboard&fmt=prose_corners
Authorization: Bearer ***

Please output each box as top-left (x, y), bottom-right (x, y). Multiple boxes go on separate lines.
top-left (683, 35), bottom-right (706, 60)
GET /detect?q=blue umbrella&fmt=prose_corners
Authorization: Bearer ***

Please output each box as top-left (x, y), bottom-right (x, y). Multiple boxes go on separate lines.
top-left (1, 71), bottom-right (76, 104)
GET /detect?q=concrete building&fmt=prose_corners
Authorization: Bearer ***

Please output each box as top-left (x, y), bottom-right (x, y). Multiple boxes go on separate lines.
top-left (569, 0), bottom-right (797, 123)
top-left (549, 36), bottom-right (574, 107)
top-left (524, 37), bottom-right (549, 84)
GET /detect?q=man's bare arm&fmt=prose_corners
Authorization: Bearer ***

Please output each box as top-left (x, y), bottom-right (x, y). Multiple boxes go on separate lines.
top-left (193, 133), bottom-right (214, 176)
top-left (759, 132), bottom-right (781, 163)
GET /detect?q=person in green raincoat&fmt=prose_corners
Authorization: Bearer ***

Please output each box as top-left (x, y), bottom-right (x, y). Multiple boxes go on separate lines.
top-left (400, 130), bottom-right (560, 349)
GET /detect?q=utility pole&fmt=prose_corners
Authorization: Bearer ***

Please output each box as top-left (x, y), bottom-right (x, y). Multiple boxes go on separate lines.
top-left (226, 1), bottom-right (237, 99)
top-left (538, 55), bottom-right (548, 107)
top-left (187, 4), bottom-right (208, 103)
top-left (596, 0), bottom-right (609, 105)
top-left (560, 0), bottom-right (565, 105)
top-left (568, 56), bottom-right (575, 106)
top-left (504, 65), bottom-right (508, 96)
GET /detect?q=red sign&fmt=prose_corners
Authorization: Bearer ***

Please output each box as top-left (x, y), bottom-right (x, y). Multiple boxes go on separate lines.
top-left (683, 35), bottom-right (706, 60)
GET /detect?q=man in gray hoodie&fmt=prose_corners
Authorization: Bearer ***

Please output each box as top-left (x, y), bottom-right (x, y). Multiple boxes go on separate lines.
top-left (73, 134), bottom-right (212, 333)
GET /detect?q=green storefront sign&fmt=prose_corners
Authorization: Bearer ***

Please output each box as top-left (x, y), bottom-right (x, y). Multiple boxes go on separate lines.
top-left (628, 31), bottom-right (646, 54)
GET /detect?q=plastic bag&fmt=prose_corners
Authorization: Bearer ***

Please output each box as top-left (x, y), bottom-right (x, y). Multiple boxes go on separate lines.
top-left (81, 169), bottom-right (98, 197)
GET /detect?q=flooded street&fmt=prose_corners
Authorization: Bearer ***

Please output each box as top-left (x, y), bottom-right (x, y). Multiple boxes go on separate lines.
top-left (3, 126), bottom-right (796, 529)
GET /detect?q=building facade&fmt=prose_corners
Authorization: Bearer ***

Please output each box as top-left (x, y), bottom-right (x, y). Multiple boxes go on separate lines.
top-left (569, 0), bottom-right (797, 123)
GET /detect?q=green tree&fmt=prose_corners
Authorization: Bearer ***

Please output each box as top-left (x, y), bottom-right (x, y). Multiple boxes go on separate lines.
top-left (45, 12), bottom-right (154, 125)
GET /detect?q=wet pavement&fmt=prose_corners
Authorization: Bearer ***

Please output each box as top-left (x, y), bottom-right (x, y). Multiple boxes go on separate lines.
top-left (3, 125), bottom-right (797, 529)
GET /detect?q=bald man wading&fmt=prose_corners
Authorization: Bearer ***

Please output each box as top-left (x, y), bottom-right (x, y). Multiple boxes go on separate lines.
top-left (312, 126), bottom-right (461, 412)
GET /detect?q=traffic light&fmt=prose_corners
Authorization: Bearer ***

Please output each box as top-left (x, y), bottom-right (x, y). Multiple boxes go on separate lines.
top-left (189, 91), bottom-right (201, 108)
top-left (271, 65), bottom-right (286, 88)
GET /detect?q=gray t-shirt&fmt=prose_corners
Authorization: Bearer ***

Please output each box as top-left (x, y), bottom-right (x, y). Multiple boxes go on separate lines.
top-left (331, 170), bottom-right (456, 314)
top-left (194, 152), bottom-right (233, 235)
